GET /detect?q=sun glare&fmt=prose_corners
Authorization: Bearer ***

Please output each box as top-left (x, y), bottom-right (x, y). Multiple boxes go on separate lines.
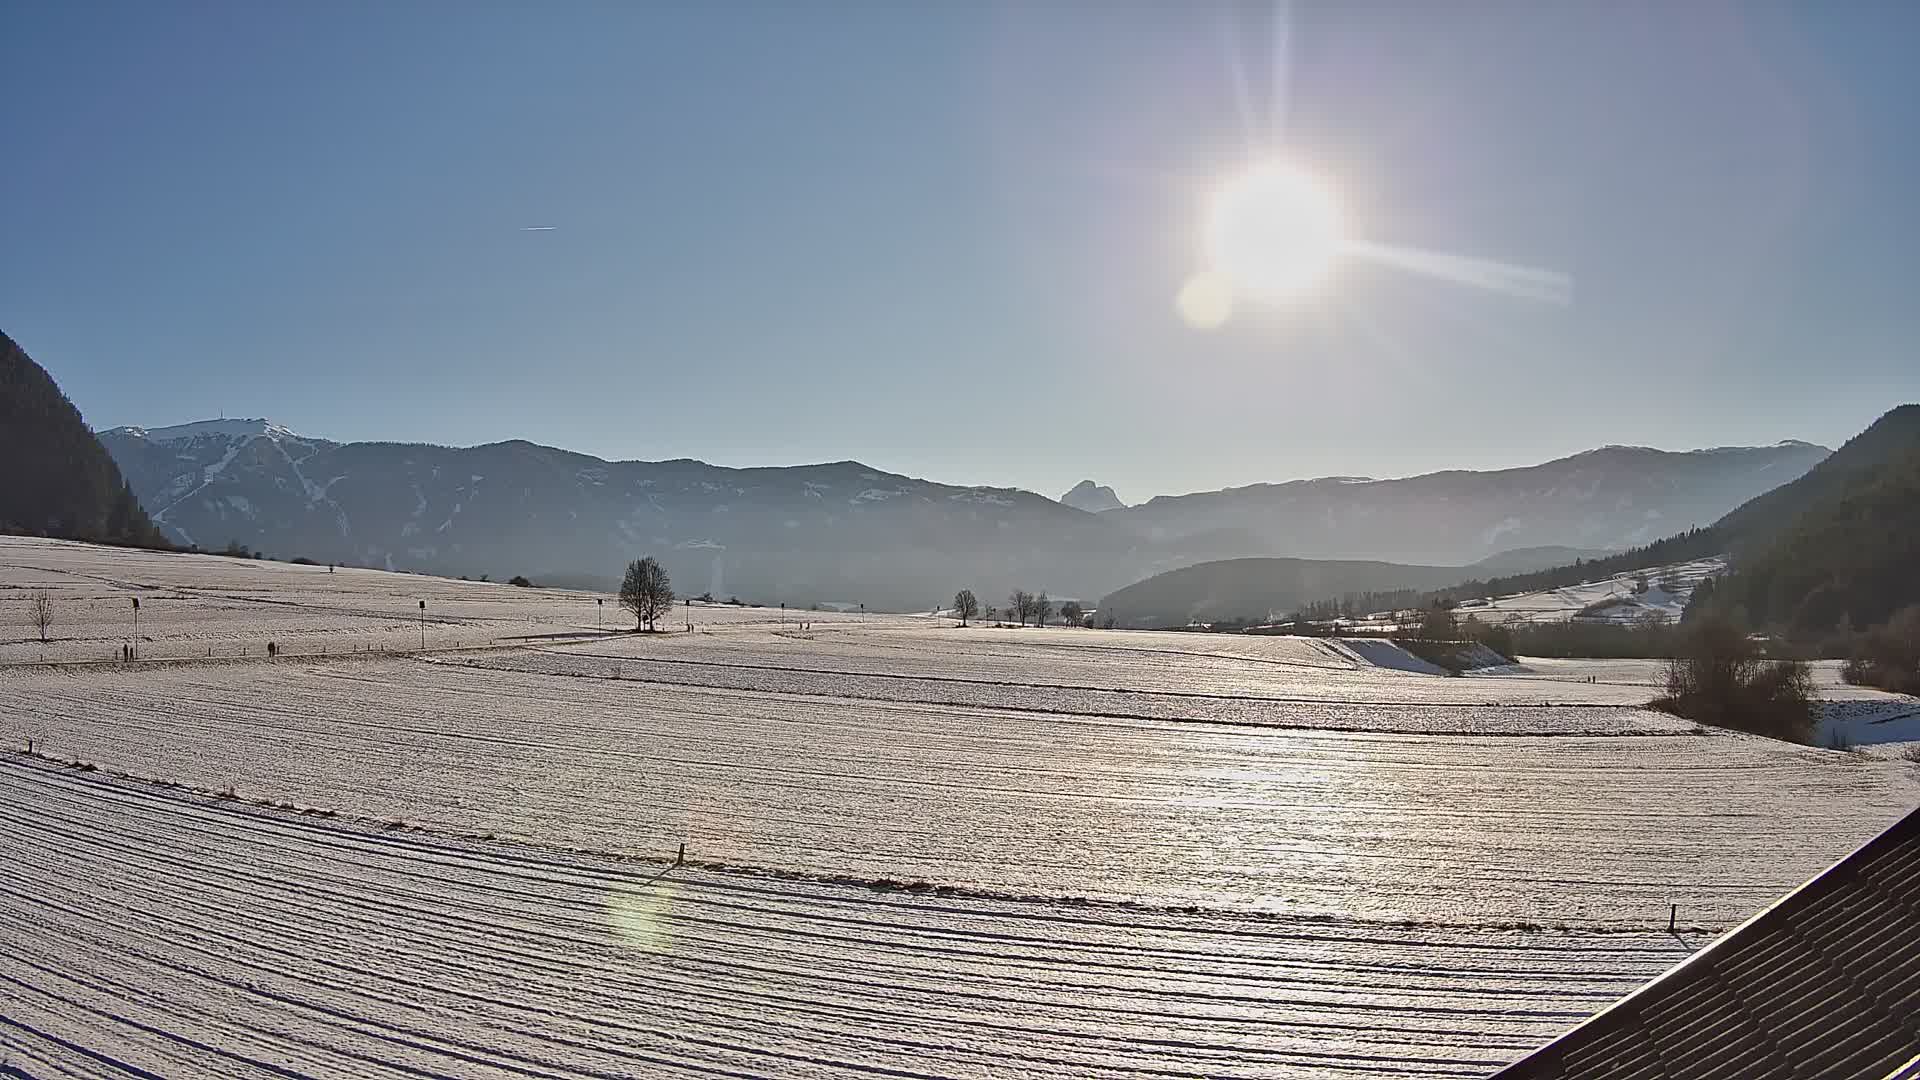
top-left (1204, 162), bottom-right (1349, 300)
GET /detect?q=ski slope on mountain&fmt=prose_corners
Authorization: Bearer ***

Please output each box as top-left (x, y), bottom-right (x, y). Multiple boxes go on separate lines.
top-left (1457, 557), bottom-right (1726, 626)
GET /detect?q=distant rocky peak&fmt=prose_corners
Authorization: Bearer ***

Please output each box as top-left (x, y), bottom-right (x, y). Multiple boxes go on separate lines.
top-left (1060, 479), bottom-right (1125, 513)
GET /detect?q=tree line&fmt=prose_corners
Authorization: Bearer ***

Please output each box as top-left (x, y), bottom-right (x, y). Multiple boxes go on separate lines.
top-left (949, 588), bottom-right (1086, 628)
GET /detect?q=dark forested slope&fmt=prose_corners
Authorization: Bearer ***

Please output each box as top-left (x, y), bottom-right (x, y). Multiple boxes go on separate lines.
top-left (0, 331), bottom-right (167, 547)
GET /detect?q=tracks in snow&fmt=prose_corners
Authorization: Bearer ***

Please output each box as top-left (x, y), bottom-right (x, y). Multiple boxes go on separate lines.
top-left (0, 756), bottom-right (1687, 1079)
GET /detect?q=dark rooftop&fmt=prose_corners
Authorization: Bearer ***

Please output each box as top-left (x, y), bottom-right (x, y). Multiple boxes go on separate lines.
top-left (1491, 803), bottom-right (1920, 1080)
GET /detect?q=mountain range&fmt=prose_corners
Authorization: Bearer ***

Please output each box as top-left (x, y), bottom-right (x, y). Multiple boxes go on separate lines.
top-left (1106, 405), bottom-right (1920, 635)
top-left (1101, 442), bottom-right (1829, 565)
top-left (97, 417), bottom-right (1829, 610)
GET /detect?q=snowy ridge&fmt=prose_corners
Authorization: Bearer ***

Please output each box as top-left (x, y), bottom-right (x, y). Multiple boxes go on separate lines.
top-left (110, 418), bottom-right (308, 443)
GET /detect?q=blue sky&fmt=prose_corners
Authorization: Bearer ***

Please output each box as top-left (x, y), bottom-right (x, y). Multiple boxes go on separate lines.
top-left (4, 2), bottom-right (1916, 501)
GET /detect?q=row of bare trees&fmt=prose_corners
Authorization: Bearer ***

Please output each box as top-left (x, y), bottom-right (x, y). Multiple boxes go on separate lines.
top-left (950, 588), bottom-right (1087, 628)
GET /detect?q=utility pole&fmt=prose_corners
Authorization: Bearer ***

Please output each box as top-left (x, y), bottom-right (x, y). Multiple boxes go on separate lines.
top-left (597, 597), bottom-right (604, 631)
top-left (418, 599), bottom-right (426, 650)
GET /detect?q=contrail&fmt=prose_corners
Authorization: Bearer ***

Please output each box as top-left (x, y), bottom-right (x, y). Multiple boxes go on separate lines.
top-left (520, 226), bottom-right (558, 232)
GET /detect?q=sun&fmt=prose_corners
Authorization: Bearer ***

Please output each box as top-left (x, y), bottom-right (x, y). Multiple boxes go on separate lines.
top-left (1204, 162), bottom-right (1349, 300)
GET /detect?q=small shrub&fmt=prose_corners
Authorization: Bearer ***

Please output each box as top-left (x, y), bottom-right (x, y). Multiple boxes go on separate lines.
top-left (1652, 614), bottom-right (1815, 743)
top-left (508, 575), bottom-right (532, 588)
top-left (1841, 606), bottom-right (1920, 695)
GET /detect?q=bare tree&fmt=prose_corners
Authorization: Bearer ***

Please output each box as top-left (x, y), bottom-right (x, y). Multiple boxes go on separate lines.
top-left (1008, 590), bottom-right (1032, 627)
top-left (1034, 591), bottom-right (1051, 628)
top-left (28, 594), bottom-right (53, 643)
top-left (619, 557), bottom-right (675, 632)
top-left (1059, 600), bottom-right (1084, 627)
top-left (953, 589), bottom-right (979, 627)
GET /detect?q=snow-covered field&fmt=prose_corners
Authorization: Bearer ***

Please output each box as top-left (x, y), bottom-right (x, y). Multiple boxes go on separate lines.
top-left (0, 756), bottom-right (1693, 1079)
top-left (2, 537), bottom-right (1916, 1078)
top-left (0, 536), bottom-right (911, 663)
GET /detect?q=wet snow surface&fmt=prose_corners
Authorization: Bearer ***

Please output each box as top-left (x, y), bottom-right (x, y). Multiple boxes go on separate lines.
top-left (2, 537), bottom-right (1917, 1078)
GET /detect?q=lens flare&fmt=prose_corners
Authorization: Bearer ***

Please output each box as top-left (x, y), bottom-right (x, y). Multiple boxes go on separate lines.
top-left (606, 878), bottom-right (678, 953)
top-left (1175, 271), bottom-right (1235, 329)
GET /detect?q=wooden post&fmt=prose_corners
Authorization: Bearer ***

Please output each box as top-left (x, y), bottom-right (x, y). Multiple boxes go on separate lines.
top-left (1668, 904), bottom-right (1677, 933)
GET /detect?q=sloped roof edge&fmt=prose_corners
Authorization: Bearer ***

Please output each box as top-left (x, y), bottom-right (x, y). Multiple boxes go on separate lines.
top-left (1491, 802), bottom-right (1920, 1078)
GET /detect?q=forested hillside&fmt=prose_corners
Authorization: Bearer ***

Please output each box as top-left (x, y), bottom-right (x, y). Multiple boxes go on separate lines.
top-left (1427, 530), bottom-right (1722, 605)
top-left (1101, 555), bottom-right (1505, 627)
top-left (0, 331), bottom-right (167, 548)
top-left (1713, 404), bottom-right (1920, 553)
top-left (1709, 435), bottom-right (1920, 633)
top-left (1692, 405), bottom-right (1920, 635)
